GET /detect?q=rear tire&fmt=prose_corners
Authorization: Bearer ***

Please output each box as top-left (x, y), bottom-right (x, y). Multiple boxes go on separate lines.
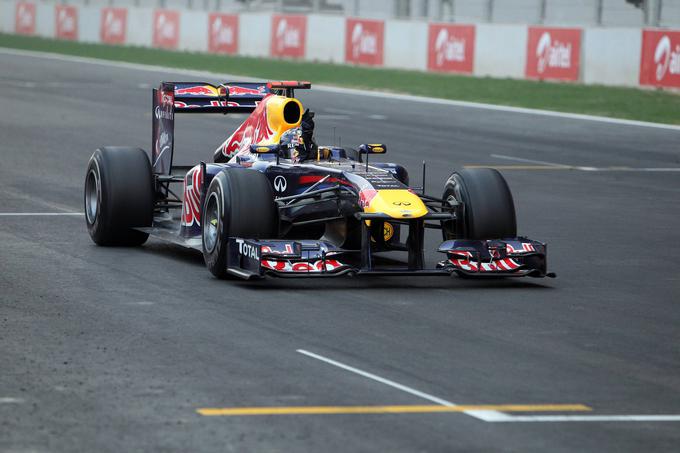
top-left (442, 168), bottom-right (516, 240)
top-left (202, 168), bottom-right (277, 278)
top-left (84, 147), bottom-right (153, 246)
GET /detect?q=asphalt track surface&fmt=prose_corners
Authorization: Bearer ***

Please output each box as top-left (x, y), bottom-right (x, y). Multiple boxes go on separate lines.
top-left (1, 50), bottom-right (680, 452)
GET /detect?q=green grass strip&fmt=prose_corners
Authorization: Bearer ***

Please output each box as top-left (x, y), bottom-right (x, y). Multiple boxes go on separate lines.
top-left (1, 33), bottom-right (678, 125)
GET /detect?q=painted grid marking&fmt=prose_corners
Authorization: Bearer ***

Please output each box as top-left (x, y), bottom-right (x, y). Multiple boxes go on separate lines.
top-left (298, 349), bottom-right (531, 422)
top-left (197, 404), bottom-right (591, 416)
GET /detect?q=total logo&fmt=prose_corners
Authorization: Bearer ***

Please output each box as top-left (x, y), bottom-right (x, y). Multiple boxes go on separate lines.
top-left (536, 32), bottom-right (571, 73)
top-left (654, 35), bottom-right (680, 81)
top-left (434, 28), bottom-right (466, 66)
top-left (235, 238), bottom-right (260, 260)
top-left (351, 23), bottom-right (378, 58)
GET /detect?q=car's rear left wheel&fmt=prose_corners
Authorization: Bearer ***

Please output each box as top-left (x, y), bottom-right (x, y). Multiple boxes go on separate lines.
top-left (84, 147), bottom-right (153, 246)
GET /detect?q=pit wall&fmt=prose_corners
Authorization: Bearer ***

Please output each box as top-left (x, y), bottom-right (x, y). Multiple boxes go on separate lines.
top-left (1, 0), bottom-right (679, 89)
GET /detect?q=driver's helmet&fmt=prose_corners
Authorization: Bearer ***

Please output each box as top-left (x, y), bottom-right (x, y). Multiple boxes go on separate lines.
top-left (279, 127), bottom-right (307, 162)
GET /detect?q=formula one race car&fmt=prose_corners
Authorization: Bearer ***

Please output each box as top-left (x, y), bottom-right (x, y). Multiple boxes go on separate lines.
top-left (84, 80), bottom-right (554, 280)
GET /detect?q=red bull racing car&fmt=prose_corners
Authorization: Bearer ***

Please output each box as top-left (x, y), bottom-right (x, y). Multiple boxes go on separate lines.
top-left (84, 80), bottom-right (554, 280)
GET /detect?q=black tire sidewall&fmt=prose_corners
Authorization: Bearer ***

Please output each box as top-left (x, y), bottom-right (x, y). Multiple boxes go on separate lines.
top-left (443, 168), bottom-right (517, 240)
top-left (84, 147), bottom-right (153, 246)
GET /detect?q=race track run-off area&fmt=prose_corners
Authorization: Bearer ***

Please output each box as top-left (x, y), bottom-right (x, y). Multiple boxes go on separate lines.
top-left (1, 49), bottom-right (680, 452)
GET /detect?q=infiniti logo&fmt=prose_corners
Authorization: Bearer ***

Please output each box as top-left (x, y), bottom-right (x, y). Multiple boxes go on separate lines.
top-left (274, 175), bottom-right (287, 192)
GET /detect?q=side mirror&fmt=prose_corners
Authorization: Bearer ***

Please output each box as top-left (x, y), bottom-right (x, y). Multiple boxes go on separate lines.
top-left (358, 143), bottom-right (387, 154)
top-left (250, 144), bottom-right (281, 154)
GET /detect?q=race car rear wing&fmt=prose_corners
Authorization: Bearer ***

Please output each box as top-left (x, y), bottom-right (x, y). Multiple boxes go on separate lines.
top-left (152, 81), bottom-right (311, 175)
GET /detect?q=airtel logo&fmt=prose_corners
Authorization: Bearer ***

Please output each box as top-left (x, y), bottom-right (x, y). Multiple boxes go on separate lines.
top-left (17, 4), bottom-right (34, 28)
top-left (103, 11), bottom-right (123, 38)
top-left (211, 17), bottom-right (234, 46)
top-left (156, 13), bottom-right (176, 40)
top-left (536, 32), bottom-right (571, 73)
top-left (276, 19), bottom-right (300, 51)
top-left (351, 23), bottom-right (377, 58)
top-left (434, 29), bottom-right (466, 66)
top-left (58, 8), bottom-right (76, 33)
top-left (654, 35), bottom-right (680, 81)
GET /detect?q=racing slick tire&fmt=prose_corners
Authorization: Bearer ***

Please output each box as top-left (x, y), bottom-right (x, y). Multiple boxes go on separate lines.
top-left (84, 147), bottom-right (153, 246)
top-left (202, 168), bottom-right (277, 279)
top-left (441, 168), bottom-right (516, 240)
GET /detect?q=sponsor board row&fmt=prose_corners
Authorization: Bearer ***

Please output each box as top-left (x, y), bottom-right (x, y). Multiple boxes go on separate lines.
top-left (12, 2), bottom-right (680, 88)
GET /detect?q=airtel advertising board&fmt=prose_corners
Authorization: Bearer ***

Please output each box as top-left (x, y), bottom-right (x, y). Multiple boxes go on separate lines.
top-left (15, 2), bottom-right (35, 35)
top-left (525, 27), bottom-right (581, 81)
top-left (153, 10), bottom-right (180, 49)
top-left (270, 15), bottom-right (307, 59)
top-left (640, 29), bottom-right (680, 89)
top-left (55, 4), bottom-right (78, 41)
top-left (345, 19), bottom-right (384, 66)
top-left (208, 13), bottom-right (238, 54)
top-left (427, 24), bottom-right (475, 73)
top-left (100, 8), bottom-right (127, 45)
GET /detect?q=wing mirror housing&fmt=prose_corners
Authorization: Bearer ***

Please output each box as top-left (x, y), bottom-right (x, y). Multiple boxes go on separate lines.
top-left (358, 143), bottom-right (387, 154)
top-left (250, 144), bottom-right (281, 154)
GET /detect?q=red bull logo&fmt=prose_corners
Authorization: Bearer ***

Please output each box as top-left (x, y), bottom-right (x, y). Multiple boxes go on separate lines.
top-left (175, 85), bottom-right (219, 96)
top-left (228, 85), bottom-right (265, 96)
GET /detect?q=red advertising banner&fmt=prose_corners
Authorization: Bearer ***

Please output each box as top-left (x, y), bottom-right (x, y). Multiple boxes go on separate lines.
top-left (427, 24), bottom-right (475, 73)
top-left (208, 13), bottom-right (238, 54)
top-left (525, 27), bottom-right (581, 81)
top-left (15, 2), bottom-right (35, 35)
top-left (100, 8), bottom-right (127, 45)
top-left (153, 10), bottom-right (180, 49)
top-left (345, 18), bottom-right (384, 66)
top-left (640, 29), bottom-right (680, 89)
top-left (270, 15), bottom-right (307, 59)
top-left (55, 4), bottom-right (78, 41)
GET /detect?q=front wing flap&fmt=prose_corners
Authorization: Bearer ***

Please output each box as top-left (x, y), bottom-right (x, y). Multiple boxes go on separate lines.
top-left (225, 237), bottom-right (553, 280)
top-left (437, 238), bottom-right (553, 278)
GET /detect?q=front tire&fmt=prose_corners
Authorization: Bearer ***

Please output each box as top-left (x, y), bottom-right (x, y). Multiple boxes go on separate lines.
top-left (84, 147), bottom-right (153, 246)
top-left (442, 168), bottom-right (517, 240)
top-left (202, 168), bottom-right (277, 278)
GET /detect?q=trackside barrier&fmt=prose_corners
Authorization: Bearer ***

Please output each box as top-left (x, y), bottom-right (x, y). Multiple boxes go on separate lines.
top-left (1, 0), bottom-right (678, 89)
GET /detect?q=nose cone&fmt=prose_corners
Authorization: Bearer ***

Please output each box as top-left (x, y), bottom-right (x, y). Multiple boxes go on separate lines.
top-left (364, 190), bottom-right (428, 219)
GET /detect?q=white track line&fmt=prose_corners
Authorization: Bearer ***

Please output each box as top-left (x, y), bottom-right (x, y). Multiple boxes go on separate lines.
top-left (493, 415), bottom-right (680, 423)
top-left (491, 154), bottom-right (570, 168)
top-left (0, 212), bottom-right (82, 216)
top-left (0, 397), bottom-right (25, 404)
top-left (1, 47), bottom-right (679, 132)
top-left (490, 154), bottom-right (680, 172)
top-left (297, 349), bottom-right (504, 421)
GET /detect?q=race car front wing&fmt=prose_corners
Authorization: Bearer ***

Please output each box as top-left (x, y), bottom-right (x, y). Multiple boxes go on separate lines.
top-left (224, 236), bottom-right (555, 280)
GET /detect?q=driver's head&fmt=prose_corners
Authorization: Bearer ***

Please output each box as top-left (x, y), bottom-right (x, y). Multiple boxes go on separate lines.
top-left (279, 127), bottom-right (307, 162)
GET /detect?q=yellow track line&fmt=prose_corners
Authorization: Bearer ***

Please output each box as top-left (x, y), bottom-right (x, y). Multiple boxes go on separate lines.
top-left (197, 404), bottom-right (591, 416)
